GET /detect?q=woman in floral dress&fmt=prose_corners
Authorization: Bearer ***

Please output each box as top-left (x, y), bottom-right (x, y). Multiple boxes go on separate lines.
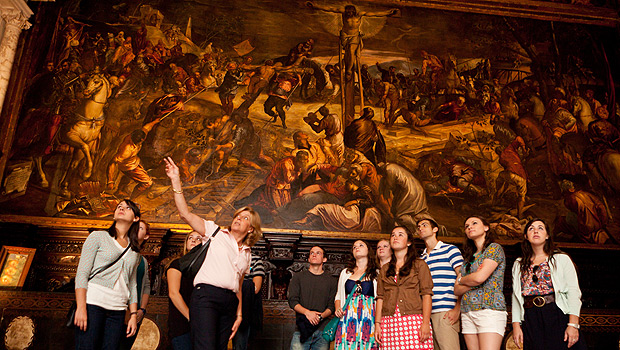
top-left (334, 240), bottom-right (378, 349)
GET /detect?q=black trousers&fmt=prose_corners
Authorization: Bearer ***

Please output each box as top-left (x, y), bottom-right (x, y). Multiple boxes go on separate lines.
top-left (523, 301), bottom-right (587, 350)
top-left (263, 95), bottom-right (287, 127)
top-left (190, 284), bottom-right (239, 350)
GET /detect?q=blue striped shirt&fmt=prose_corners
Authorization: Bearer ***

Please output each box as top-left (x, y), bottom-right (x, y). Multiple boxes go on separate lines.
top-left (421, 241), bottom-right (464, 313)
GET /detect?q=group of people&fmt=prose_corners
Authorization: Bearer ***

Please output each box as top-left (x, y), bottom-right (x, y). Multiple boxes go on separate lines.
top-left (289, 215), bottom-right (586, 350)
top-left (74, 157), bottom-right (265, 350)
top-left (73, 155), bottom-right (586, 350)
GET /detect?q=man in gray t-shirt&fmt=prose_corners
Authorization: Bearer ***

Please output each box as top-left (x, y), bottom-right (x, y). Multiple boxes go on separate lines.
top-left (287, 246), bottom-right (337, 350)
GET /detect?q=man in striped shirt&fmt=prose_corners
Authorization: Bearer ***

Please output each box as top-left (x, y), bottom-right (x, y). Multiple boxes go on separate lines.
top-left (418, 218), bottom-right (464, 350)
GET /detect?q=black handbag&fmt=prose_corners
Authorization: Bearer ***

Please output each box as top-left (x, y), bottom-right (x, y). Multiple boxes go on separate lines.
top-left (65, 245), bottom-right (131, 328)
top-left (178, 227), bottom-right (220, 279)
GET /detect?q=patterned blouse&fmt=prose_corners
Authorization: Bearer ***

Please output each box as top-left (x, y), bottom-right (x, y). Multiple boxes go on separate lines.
top-left (521, 261), bottom-right (554, 296)
top-left (461, 243), bottom-right (506, 312)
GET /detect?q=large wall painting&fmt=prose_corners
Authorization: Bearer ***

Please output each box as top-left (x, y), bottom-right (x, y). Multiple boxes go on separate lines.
top-left (1, 0), bottom-right (619, 245)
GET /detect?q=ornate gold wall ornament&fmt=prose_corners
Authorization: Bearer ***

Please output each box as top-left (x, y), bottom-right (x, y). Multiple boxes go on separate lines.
top-left (4, 316), bottom-right (34, 350)
top-left (131, 318), bottom-right (160, 350)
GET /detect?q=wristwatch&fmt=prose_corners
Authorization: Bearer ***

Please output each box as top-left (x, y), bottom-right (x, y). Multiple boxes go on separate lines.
top-left (139, 307), bottom-right (147, 315)
top-left (567, 323), bottom-right (580, 329)
top-left (318, 315), bottom-right (323, 321)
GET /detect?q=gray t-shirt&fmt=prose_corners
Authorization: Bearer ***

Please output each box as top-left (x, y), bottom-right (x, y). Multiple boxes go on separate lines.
top-left (287, 269), bottom-right (337, 328)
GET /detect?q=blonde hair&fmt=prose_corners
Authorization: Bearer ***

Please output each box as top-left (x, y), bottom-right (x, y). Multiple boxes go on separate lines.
top-left (231, 206), bottom-right (262, 247)
top-left (183, 231), bottom-right (201, 255)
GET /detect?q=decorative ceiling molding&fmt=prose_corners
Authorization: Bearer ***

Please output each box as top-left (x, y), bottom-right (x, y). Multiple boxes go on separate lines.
top-left (0, 0), bottom-right (33, 21)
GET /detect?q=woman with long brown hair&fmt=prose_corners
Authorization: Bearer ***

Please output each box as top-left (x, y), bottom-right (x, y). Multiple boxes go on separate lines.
top-left (375, 226), bottom-right (434, 350)
top-left (333, 240), bottom-right (379, 349)
top-left (119, 219), bottom-right (153, 350)
top-left (74, 199), bottom-right (142, 349)
top-left (454, 215), bottom-right (506, 350)
top-left (511, 218), bottom-right (586, 350)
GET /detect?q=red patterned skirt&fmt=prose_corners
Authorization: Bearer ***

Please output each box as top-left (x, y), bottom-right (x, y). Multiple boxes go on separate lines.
top-left (381, 305), bottom-right (434, 350)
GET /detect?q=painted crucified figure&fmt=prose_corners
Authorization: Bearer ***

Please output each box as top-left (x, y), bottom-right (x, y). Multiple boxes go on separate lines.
top-left (306, 2), bottom-right (399, 81)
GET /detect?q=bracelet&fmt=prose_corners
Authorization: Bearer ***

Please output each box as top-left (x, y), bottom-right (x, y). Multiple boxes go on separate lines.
top-left (172, 188), bottom-right (183, 194)
top-left (139, 307), bottom-right (147, 315)
top-left (567, 323), bottom-right (580, 329)
top-left (457, 276), bottom-right (462, 284)
top-left (237, 314), bottom-right (242, 317)
top-left (130, 311), bottom-right (138, 315)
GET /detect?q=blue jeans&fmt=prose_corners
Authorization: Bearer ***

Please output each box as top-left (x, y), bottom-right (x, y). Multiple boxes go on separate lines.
top-left (118, 320), bottom-right (142, 350)
top-left (75, 304), bottom-right (125, 350)
top-left (171, 332), bottom-right (193, 350)
top-left (290, 329), bottom-right (328, 350)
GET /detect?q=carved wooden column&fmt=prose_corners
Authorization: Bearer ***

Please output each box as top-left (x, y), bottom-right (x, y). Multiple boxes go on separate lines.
top-left (0, 1), bottom-right (33, 114)
top-left (263, 232), bottom-right (301, 299)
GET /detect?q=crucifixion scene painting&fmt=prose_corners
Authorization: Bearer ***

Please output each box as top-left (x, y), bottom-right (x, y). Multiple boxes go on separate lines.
top-left (2, 0), bottom-right (620, 245)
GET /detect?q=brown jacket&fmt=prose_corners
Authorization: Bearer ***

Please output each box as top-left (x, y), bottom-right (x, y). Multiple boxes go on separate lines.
top-left (376, 258), bottom-right (433, 316)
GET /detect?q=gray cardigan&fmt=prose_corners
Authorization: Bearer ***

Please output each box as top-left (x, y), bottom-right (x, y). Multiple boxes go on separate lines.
top-left (75, 230), bottom-right (141, 305)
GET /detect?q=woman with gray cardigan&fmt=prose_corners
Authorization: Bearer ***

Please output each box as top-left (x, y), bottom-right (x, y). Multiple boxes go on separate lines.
top-left (74, 199), bottom-right (142, 350)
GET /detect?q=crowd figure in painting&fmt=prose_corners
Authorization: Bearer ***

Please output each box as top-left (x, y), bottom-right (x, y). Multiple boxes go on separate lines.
top-left (16, 10), bottom-right (619, 253)
top-left (73, 193), bottom-right (586, 350)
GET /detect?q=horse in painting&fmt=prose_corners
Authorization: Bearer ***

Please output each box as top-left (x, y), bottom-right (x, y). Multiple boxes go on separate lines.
top-left (57, 73), bottom-right (111, 195)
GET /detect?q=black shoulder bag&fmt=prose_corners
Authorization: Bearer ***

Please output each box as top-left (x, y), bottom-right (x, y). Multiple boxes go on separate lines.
top-left (178, 227), bottom-right (220, 279)
top-left (65, 245), bottom-right (131, 328)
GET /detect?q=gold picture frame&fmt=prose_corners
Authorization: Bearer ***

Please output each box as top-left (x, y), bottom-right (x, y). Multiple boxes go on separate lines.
top-left (0, 246), bottom-right (36, 288)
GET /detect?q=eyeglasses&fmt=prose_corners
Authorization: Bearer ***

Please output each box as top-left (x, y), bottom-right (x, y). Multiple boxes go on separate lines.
top-left (532, 265), bottom-right (540, 283)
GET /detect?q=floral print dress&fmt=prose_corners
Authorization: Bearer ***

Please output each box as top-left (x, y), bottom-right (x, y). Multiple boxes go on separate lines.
top-left (335, 279), bottom-right (378, 350)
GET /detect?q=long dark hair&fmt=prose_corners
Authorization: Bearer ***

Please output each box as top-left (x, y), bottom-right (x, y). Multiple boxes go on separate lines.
top-left (520, 218), bottom-right (560, 274)
top-left (462, 216), bottom-right (495, 271)
top-left (346, 240), bottom-right (378, 281)
top-left (386, 226), bottom-right (418, 278)
top-left (139, 219), bottom-right (150, 249)
top-left (108, 199), bottom-right (141, 252)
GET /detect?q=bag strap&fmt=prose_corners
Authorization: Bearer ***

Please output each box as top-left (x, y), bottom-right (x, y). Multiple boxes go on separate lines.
top-left (342, 272), bottom-right (366, 310)
top-left (186, 226), bottom-right (221, 271)
top-left (88, 244), bottom-right (131, 281)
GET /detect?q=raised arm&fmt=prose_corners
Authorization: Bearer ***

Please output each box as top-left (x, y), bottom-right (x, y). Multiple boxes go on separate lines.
top-left (306, 2), bottom-right (344, 13)
top-left (359, 8), bottom-right (400, 17)
top-left (164, 157), bottom-right (206, 235)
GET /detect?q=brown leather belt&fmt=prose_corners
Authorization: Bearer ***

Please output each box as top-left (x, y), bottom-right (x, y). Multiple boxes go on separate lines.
top-left (524, 294), bottom-right (555, 308)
